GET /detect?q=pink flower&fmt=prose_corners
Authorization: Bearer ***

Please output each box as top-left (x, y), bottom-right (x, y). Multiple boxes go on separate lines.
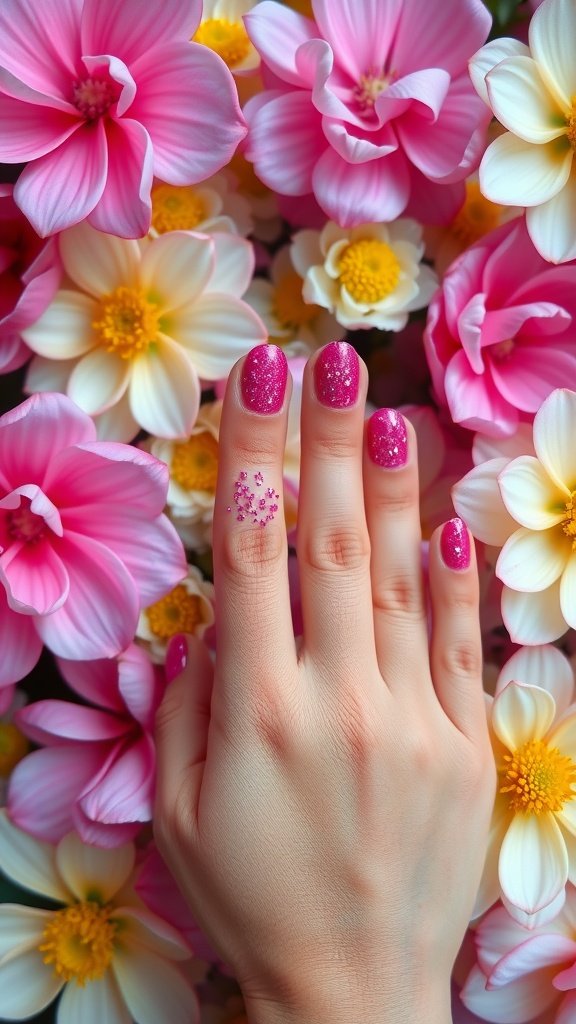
top-left (0, 0), bottom-right (247, 238)
top-left (0, 392), bottom-right (187, 687)
top-left (0, 184), bottom-right (60, 373)
top-left (9, 644), bottom-right (164, 847)
top-left (424, 219), bottom-right (576, 437)
top-left (243, 0), bottom-right (491, 227)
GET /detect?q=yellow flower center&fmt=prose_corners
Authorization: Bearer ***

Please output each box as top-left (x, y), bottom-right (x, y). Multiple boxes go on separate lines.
top-left (39, 901), bottom-right (117, 986)
top-left (450, 181), bottom-right (503, 248)
top-left (354, 69), bottom-right (396, 112)
top-left (146, 584), bottom-right (204, 640)
top-left (151, 184), bottom-right (207, 233)
top-left (338, 238), bottom-right (401, 305)
top-left (193, 18), bottom-right (250, 68)
top-left (562, 492), bottom-right (576, 549)
top-left (0, 722), bottom-right (29, 777)
top-left (272, 271), bottom-right (321, 330)
top-left (92, 287), bottom-right (161, 360)
top-left (566, 96), bottom-right (576, 149)
top-left (500, 739), bottom-right (576, 814)
top-left (171, 431), bottom-right (219, 492)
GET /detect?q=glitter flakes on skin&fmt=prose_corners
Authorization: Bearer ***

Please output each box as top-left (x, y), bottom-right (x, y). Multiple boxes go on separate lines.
top-left (227, 471), bottom-right (280, 527)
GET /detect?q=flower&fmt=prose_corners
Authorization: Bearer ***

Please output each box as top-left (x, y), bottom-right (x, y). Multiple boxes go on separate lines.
top-left (0, 391), bottom-right (187, 687)
top-left (424, 218), bottom-right (576, 437)
top-left (0, 811), bottom-right (199, 1024)
top-left (469, 0), bottom-right (576, 263)
top-left (0, 0), bottom-right (247, 238)
top-left (291, 219), bottom-right (437, 331)
top-left (150, 174), bottom-right (253, 239)
top-left (0, 688), bottom-right (28, 804)
top-left (137, 565), bottom-right (215, 664)
top-left (474, 643), bottom-right (576, 925)
top-left (22, 223), bottom-right (267, 440)
top-left (193, 0), bottom-right (260, 76)
top-left (8, 643), bottom-right (164, 847)
top-left (243, 0), bottom-right (491, 227)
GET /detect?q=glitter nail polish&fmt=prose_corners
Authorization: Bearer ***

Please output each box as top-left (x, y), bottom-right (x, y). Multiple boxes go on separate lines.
top-left (367, 408), bottom-right (408, 468)
top-left (165, 634), bottom-right (188, 683)
top-left (314, 340), bottom-right (359, 408)
top-left (241, 344), bottom-right (288, 414)
top-left (440, 517), bottom-right (471, 571)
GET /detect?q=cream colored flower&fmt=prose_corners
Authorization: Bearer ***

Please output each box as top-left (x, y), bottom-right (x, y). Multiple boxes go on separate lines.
top-left (149, 174), bottom-right (253, 238)
top-left (193, 0), bottom-right (260, 75)
top-left (137, 564), bottom-right (215, 663)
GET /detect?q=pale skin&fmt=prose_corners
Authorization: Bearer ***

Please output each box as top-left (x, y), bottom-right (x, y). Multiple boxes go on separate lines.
top-left (154, 344), bottom-right (496, 1024)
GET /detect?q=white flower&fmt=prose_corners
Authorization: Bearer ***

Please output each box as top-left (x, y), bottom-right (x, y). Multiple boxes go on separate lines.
top-left (137, 565), bottom-right (215, 663)
top-left (291, 219), bottom-right (438, 331)
top-left (149, 174), bottom-right (253, 238)
top-left (193, 0), bottom-right (260, 76)
top-left (470, 0), bottom-right (576, 263)
top-left (0, 811), bottom-right (198, 1024)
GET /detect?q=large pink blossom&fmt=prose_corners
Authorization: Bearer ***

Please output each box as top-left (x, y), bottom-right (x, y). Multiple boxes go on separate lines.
top-left (0, 184), bottom-right (60, 373)
top-left (9, 644), bottom-right (163, 847)
top-left (0, 392), bottom-right (187, 687)
top-left (424, 219), bottom-right (576, 437)
top-left (243, 0), bottom-right (491, 227)
top-left (0, 0), bottom-right (247, 238)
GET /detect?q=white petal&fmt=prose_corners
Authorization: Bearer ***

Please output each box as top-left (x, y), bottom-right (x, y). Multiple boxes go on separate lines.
top-left (533, 388), bottom-right (576, 492)
top-left (59, 223), bottom-right (141, 298)
top-left (93, 394), bottom-right (140, 443)
top-left (472, 424), bottom-right (535, 465)
top-left (462, 960), bottom-right (559, 1023)
top-left (496, 644), bottom-right (575, 716)
top-left (67, 348), bottom-right (131, 416)
top-left (452, 458), bottom-right (517, 546)
top-left (486, 56), bottom-right (566, 144)
top-left (0, 809), bottom-right (68, 901)
top-left (172, 295), bottom-right (267, 379)
top-left (129, 335), bottom-right (200, 439)
top-left (497, 527), bottom-right (569, 592)
top-left (548, 707), bottom-right (576, 767)
top-left (472, 797), bottom-right (510, 921)
top-left (21, 291), bottom-right (97, 359)
top-left (0, 948), bottom-right (62, 1018)
top-left (115, 907), bottom-right (190, 960)
top-left (24, 355), bottom-right (75, 394)
top-left (530, 0), bottom-right (576, 110)
top-left (205, 232), bottom-right (254, 298)
top-left (57, 970), bottom-right (131, 1024)
top-left (113, 945), bottom-right (198, 1024)
top-left (0, 905), bottom-right (50, 960)
top-left (480, 132), bottom-right (572, 206)
top-left (560, 554), bottom-right (576, 630)
top-left (469, 37), bottom-right (531, 106)
top-left (492, 680), bottom-right (556, 749)
top-left (527, 171), bottom-right (576, 264)
top-left (499, 811), bottom-right (568, 914)
top-left (498, 456), bottom-right (567, 530)
top-left (502, 579), bottom-right (568, 644)
top-left (502, 884), bottom-right (567, 929)
top-left (290, 228), bottom-right (324, 278)
top-left (139, 232), bottom-right (214, 314)
top-left (56, 832), bottom-right (135, 904)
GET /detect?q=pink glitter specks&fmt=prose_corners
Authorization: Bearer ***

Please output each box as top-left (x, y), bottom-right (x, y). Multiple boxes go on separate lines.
top-left (228, 470), bottom-right (280, 527)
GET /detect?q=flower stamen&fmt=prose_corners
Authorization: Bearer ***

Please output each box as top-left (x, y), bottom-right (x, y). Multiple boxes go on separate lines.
top-left (500, 738), bottom-right (576, 814)
top-left (171, 432), bottom-right (219, 492)
top-left (146, 584), bottom-right (204, 640)
top-left (272, 272), bottom-right (320, 330)
top-left (338, 238), bottom-right (401, 305)
top-left (566, 96), bottom-right (576, 150)
top-left (563, 492), bottom-right (576, 549)
top-left (193, 18), bottom-right (250, 68)
top-left (72, 77), bottom-right (117, 121)
top-left (354, 68), bottom-right (396, 113)
top-left (39, 901), bottom-right (117, 986)
top-left (92, 287), bottom-right (160, 360)
top-left (151, 184), bottom-right (207, 233)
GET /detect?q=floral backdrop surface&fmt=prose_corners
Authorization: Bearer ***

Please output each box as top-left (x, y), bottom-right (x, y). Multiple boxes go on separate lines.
top-left (1, 0), bottom-right (576, 1021)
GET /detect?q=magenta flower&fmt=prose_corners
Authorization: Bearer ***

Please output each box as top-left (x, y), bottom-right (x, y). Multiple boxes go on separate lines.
top-left (0, 0), bottom-right (247, 238)
top-left (424, 219), bottom-right (576, 437)
top-left (0, 392), bottom-right (187, 687)
top-left (243, 0), bottom-right (491, 227)
top-left (9, 644), bottom-right (164, 847)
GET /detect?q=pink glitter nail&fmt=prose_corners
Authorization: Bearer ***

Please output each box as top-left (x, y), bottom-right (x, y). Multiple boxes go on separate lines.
top-left (227, 470), bottom-right (280, 527)
top-left (314, 341), bottom-right (359, 408)
top-left (440, 517), bottom-right (471, 571)
top-left (241, 344), bottom-right (288, 414)
top-left (367, 409), bottom-right (408, 468)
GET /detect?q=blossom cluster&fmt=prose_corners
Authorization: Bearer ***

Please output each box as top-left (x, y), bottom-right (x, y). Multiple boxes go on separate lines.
top-left (1, 0), bottom-right (576, 1022)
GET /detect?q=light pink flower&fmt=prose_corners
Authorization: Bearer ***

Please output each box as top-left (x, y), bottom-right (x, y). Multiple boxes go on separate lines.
top-left (243, 0), bottom-right (491, 227)
top-left (0, 0), bottom-right (247, 238)
top-left (9, 643), bottom-right (163, 847)
top-left (0, 392), bottom-right (187, 687)
top-left (424, 219), bottom-right (576, 437)
top-left (0, 184), bottom-right (60, 374)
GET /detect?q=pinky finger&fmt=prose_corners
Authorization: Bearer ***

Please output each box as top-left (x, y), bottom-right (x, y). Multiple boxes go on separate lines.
top-left (429, 517), bottom-right (484, 737)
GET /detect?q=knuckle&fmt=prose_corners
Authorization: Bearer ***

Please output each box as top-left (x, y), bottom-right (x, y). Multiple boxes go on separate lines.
top-left (305, 525), bottom-right (370, 574)
top-left (372, 572), bottom-right (424, 619)
top-left (307, 428), bottom-right (359, 462)
top-left (372, 489), bottom-right (419, 517)
top-left (333, 690), bottom-right (384, 766)
top-left (250, 682), bottom-right (302, 757)
top-left (439, 637), bottom-right (482, 680)
top-left (231, 431), bottom-right (280, 462)
top-left (221, 522), bottom-right (286, 582)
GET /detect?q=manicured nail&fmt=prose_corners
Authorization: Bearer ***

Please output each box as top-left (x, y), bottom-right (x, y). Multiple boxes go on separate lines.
top-left (241, 344), bottom-right (288, 414)
top-left (165, 634), bottom-right (188, 683)
top-left (440, 518), bottom-right (471, 571)
top-left (367, 408), bottom-right (408, 468)
top-left (314, 340), bottom-right (359, 408)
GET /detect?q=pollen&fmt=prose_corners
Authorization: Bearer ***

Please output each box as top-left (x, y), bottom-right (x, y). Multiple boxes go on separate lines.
top-left (92, 287), bottom-right (160, 360)
top-left (193, 17), bottom-right (250, 68)
top-left (171, 431), bottom-right (219, 492)
top-left (39, 902), bottom-right (117, 986)
top-left (272, 271), bottom-right (321, 330)
top-left (0, 722), bottom-right (29, 777)
top-left (566, 96), bottom-right (576, 149)
top-left (338, 238), bottom-right (401, 305)
top-left (354, 68), bottom-right (395, 113)
top-left (7, 497), bottom-right (46, 544)
top-left (146, 585), bottom-right (204, 640)
top-left (562, 492), bottom-right (576, 549)
top-left (72, 77), bottom-right (117, 120)
top-left (500, 738), bottom-right (576, 815)
top-left (151, 184), bottom-right (207, 233)
top-left (450, 181), bottom-right (503, 248)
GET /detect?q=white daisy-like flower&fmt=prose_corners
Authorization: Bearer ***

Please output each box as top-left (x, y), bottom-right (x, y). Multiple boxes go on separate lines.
top-left (291, 219), bottom-right (438, 331)
top-left (193, 0), bottom-right (260, 75)
top-left (0, 811), bottom-right (198, 1024)
top-left (149, 174), bottom-right (253, 239)
top-left (137, 564), bottom-right (215, 664)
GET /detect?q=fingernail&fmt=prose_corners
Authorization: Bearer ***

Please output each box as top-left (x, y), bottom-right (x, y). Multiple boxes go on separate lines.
top-left (165, 634), bottom-right (188, 683)
top-left (314, 340), bottom-right (359, 408)
top-left (241, 344), bottom-right (288, 414)
top-left (367, 408), bottom-right (407, 468)
top-left (440, 518), bottom-right (471, 571)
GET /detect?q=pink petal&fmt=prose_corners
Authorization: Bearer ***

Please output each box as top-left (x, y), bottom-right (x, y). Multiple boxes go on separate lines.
top-left (461, 962), bottom-right (559, 1023)
top-left (87, 117), bottom-right (153, 238)
top-left (0, 592), bottom-right (42, 686)
top-left (244, 2), bottom-right (319, 87)
top-left (398, 75), bottom-right (489, 181)
top-left (0, 334), bottom-right (30, 374)
top-left (130, 43), bottom-right (246, 185)
top-left (386, 68), bottom-right (450, 123)
top-left (45, 442), bottom-right (169, 517)
top-left (482, 220), bottom-right (544, 305)
top-left (404, 164), bottom-right (465, 224)
top-left (556, 993), bottom-right (576, 1022)
top-left (390, 0), bottom-right (491, 77)
top-left (16, 700), bottom-right (128, 745)
top-left (457, 293), bottom-right (486, 374)
top-left (80, 734), bottom-right (155, 824)
top-left (482, 304), bottom-right (570, 346)
top-left (312, 146), bottom-right (410, 225)
top-left (56, 655), bottom-right (125, 713)
top-left (0, 92), bottom-right (79, 161)
top-left (117, 644), bottom-right (162, 730)
top-left (0, 0), bottom-right (82, 98)
top-left (244, 89), bottom-right (325, 196)
top-left (0, 537), bottom-right (69, 616)
top-left (313, 0), bottom-right (401, 81)
top-left (444, 349), bottom-right (518, 437)
top-left (71, 802), bottom-right (141, 848)
top-left (0, 392), bottom-right (95, 491)
top-left (322, 118), bottom-right (399, 164)
top-left (3, 238), bottom-right (61, 333)
top-left (490, 347), bottom-right (576, 414)
top-left (81, 0), bottom-right (200, 65)
top-left (489, 934), bottom-right (576, 988)
top-left (81, 53), bottom-right (136, 118)
top-left (14, 122), bottom-right (108, 236)
top-left (35, 532), bottom-right (140, 660)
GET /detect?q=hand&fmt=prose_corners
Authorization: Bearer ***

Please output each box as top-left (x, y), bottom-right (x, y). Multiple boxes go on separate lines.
top-left (154, 342), bottom-right (496, 1024)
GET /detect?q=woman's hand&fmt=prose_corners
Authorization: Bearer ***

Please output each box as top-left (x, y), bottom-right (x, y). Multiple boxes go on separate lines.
top-left (154, 341), bottom-right (496, 1024)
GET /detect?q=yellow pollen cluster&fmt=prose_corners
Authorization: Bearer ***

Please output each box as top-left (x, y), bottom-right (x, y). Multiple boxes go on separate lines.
top-left (39, 901), bottom-right (117, 986)
top-left (338, 238), bottom-right (401, 305)
top-left (171, 432), bottom-right (219, 491)
top-left (146, 585), bottom-right (204, 640)
top-left (354, 69), bottom-right (394, 112)
top-left (563, 493), bottom-right (576, 548)
top-left (193, 17), bottom-right (250, 67)
top-left (566, 96), bottom-right (576, 149)
top-left (93, 287), bottom-right (160, 360)
top-left (229, 150), bottom-right (269, 198)
top-left (450, 182), bottom-right (503, 248)
top-left (500, 738), bottom-right (576, 814)
top-left (152, 184), bottom-right (207, 233)
top-left (272, 271), bottom-right (320, 329)
top-left (0, 722), bottom-right (29, 777)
